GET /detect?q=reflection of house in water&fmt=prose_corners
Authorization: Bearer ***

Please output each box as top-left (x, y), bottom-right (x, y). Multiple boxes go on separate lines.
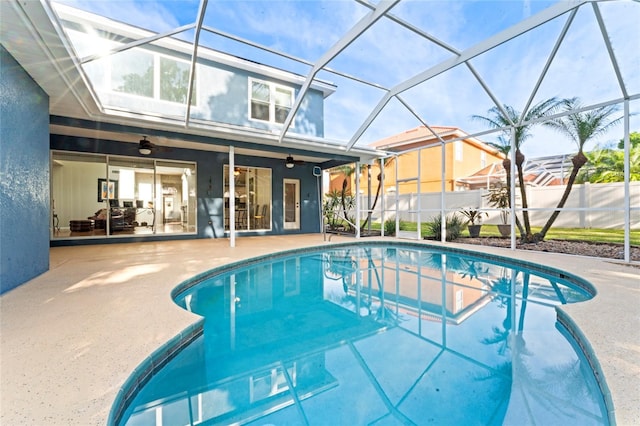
top-left (329, 248), bottom-right (497, 326)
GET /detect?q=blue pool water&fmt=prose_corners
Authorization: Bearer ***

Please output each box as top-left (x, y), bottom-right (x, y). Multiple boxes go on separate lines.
top-left (115, 243), bottom-right (608, 425)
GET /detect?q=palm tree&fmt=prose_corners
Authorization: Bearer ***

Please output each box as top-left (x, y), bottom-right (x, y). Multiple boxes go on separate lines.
top-left (535, 98), bottom-right (623, 240)
top-left (579, 145), bottom-right (640, 183)
top-left (472, 98), bottom-right (561, 242)
top-left (333, 164), bottom-right (357, 228)
top-left (360, 157), bottom-right (395, 231)
top-left (485, 136), bottom-right (524, 236)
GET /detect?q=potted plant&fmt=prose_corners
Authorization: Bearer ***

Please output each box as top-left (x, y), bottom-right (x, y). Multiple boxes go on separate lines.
top-left (459, 208), bottom-right (487, 238)
top-left (484, 185), bottom-right (511, 237)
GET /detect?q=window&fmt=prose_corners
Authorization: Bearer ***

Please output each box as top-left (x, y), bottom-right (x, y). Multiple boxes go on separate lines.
top-left (455, 289), bottom-right (463, 311)
top-left (455, 141), bottom-right (463, 162)
top-left (250, 81), bottom-right (270, 122)
top-left (68, 24), bottom-right (197, 106)
top-left (274, 87), bottom-right (292, 123)
top-left (480, 151), bottom-right (487, 168)
top-left (249, 78), bottom-right (294, 125)
top-left (159, 57), bottom-right (195, 105)
top-left (112, 48), bottom-right (153, 97)
top-left (118, 169), bottom-right (135, 200)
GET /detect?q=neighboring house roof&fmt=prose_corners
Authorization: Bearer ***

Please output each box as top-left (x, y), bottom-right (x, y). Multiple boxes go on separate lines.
top-left (369, 125), bottom-right (502, 156)
top-left (456, 153), bottom-right (573, 188)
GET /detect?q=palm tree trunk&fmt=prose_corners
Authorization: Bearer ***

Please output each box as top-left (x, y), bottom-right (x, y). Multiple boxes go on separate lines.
top-left (360, 174), bottom-right (382, 231)
top-left (535, 151), bottom-right (588, 240)
top-left (341, 179), bottom-right (349, 227)
top-left (502, 158), bottom-right (525, 237)
top-left (515, 149), bottom-right (534, 242)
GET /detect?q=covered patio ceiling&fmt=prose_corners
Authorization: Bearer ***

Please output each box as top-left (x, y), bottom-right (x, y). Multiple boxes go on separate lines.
top-left (1, 0), bottom-right (638, 164)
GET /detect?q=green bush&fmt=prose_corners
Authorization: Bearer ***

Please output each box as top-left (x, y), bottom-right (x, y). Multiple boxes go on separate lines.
top-left (384, 217), bottom-right (397, 235)
top-left (427, 214), bottom-right (465, 241)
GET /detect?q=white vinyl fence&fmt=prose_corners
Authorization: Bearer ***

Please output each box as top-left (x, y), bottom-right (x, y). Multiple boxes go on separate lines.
top-left (359, 182), bottom-right (639, 230)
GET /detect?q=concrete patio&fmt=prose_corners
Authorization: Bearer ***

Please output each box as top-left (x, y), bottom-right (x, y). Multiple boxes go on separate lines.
top-left (1, 235), bottom-right (638, 425)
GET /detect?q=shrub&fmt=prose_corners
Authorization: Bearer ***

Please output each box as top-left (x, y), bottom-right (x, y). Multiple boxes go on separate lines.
top-left (384, 217), bottom-right (396, 235)
top-left (427, 214), bottom-right (465, 241)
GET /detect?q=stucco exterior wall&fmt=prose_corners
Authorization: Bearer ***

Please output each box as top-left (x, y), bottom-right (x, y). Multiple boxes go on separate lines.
top-left (0, 46), bottom-right (51, 294)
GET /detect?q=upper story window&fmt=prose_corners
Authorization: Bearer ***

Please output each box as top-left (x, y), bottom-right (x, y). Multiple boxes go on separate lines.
top-left (112, 49), bottom-right (154, 97)
top-left (249, 78), bottom-right (294, 125)
top-left (454, 141), bottom-right (463, 162)
top-left (159, 57), bottom-right (194, 104)
top-left (480, 151), bottom-right (487, 168)
top-left (67, 24), bottom-right (197, 107)
top-left (110, 50), bottom-right (195, 105)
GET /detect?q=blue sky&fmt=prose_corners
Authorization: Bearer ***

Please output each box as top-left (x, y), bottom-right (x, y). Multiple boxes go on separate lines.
top-left (56, 0), bottom-right (639, 158)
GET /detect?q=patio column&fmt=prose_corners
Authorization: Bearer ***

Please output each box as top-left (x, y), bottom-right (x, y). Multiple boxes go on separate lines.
top-left (229, 146), bottom-right (236, 248)
top-left (355, 162), bottom-right (361, 238)
top-left (510, 128), bottom-right (517, 250)
top-left (623, 100), bottom-right (630, 263)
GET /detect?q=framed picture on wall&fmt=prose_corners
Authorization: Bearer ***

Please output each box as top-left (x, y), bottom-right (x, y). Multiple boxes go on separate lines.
top-left (97, 179), bottom-right (118, 202)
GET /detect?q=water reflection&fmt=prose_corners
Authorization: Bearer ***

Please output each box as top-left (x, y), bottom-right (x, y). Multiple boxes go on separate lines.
top-left (119, 246), bottom-right (606, 425)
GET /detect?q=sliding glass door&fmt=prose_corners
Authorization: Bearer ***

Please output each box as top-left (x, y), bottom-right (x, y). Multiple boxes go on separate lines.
top-left (224, 165), bottom-right (272, 232)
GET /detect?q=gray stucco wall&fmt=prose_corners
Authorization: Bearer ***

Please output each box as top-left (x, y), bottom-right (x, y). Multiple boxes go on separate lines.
top-left (0, 46), bottom-right (51, 294)
top-left (92, 53), bottom-right (327, 138)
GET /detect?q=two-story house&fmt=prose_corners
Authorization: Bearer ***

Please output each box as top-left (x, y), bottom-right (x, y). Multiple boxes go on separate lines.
top-left (0, 1), bottom-right (382, 292)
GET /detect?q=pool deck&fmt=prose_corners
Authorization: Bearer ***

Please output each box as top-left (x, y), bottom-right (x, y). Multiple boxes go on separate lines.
top-left (1, 235), bottom-right (638, 425)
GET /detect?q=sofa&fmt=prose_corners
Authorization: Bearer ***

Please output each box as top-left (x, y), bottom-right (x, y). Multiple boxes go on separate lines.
top-left (90, 208), bottom-right (136, 232)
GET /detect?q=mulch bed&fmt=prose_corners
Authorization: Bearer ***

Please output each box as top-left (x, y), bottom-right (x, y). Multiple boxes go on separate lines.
top-left (458, 236), bottom-right (640, 262)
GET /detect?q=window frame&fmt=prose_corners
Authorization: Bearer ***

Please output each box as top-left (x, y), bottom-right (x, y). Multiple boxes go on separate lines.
top-left (98, 43), bottom-right (197, 107)
top-left (248, 77), bottom-right (294, 126)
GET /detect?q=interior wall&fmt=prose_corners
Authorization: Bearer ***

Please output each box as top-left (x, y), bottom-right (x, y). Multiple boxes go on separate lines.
top-left (0, 46), bottom-right (51, 294)
top-left (52, 160), bottom-right (106, 228)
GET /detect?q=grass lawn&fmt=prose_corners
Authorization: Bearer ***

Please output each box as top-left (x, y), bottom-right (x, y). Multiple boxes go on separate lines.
top-left (363, 221), bottom-right (640, 245)
top-left (465, 225), bottom-right (640, 245)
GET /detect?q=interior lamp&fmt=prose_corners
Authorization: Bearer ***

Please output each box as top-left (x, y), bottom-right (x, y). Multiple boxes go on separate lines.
top-left (138, 146), bottom-right (152, 155)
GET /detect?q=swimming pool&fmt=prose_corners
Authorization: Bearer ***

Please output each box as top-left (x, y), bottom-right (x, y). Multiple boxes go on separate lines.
top-left (112, 242), bottom-right (609, 425)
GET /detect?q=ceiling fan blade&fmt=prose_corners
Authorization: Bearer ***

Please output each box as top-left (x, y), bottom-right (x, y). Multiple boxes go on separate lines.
top-left (137, 136), bottom-right (171, 155)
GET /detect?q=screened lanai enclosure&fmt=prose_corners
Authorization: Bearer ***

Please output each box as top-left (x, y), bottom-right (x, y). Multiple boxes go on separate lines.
top-left (2, 0), bottom-right (638, 260)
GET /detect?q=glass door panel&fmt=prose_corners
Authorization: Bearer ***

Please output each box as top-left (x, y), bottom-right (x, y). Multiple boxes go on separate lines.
top-left (51, 151), bottom-right (106, 239)
top-left (156, 161), bottom-right (197, 235)
top-left (224, 165), bottom-right (272, 232)
top-left (283, 178), bottom-right (300, 230)
top-left (108, 157), bottom-right (156, 235)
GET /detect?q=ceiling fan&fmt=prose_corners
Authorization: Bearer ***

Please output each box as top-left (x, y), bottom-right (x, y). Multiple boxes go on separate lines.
top-left (137, 136), bottom-right (170, 155)
top-left (285, 155), bottom-right (305, 169)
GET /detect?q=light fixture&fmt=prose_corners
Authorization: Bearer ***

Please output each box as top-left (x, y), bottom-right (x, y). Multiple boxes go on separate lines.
top-left (285, 155), bottom-right (295, 169)
top-left (138, 136), bottom-right (152, 155)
